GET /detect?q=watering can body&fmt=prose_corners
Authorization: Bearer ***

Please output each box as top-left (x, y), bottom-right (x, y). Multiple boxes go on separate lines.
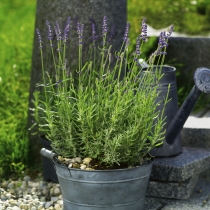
top-left (148, 66), bottom-right (182, 157)
top-left (144, 65), bottom-right (210, 157)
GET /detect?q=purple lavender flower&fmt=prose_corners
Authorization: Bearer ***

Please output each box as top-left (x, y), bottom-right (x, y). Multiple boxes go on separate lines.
top-left (63, 17), bottom-right (71, 43)
top-left (151, 27), bottom-right (173, 56)
top-left (159, 31), bottom-right (168, 48)
top-left (55, 21), bottom-right (62, 41)
top-left (167, 25), bottom-right (174, 38)
top-left (92, 22), bottom-right (97, 41)
top-left (77, 22), bottom-right (84, 45)
top-left (102, 16), bottom-right (108, 36)
top-left (36, 28), bottom-right (43, 49)
top-left (36, 28), bottom-right (42, 43)
top-left (155, 31), bottom-right (168, 55)
top-left (141, 18), bottom-right (147, 41)
top-left (123, 22), bottom-right (130, 42)
top-left (157, 49), bottom-right (167, 55)
top-left (136, 35), bottom-right (141, 55)
top-left (55, 22), bottom-right (62, 51)
top-left (46, 20), bottom-right (53, 41)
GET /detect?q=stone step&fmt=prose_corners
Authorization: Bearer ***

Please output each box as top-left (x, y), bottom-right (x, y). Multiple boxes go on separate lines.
top-left (147, 175), bottom-right (199, 200)
top-left (150, 147), bottom-right (210, 182)
top-left (145, 179), bottom-right (210, 210)
top-left (147, 147), bottom-right (210, 199)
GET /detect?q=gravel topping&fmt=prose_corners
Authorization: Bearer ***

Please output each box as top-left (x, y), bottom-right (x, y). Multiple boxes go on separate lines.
top-left (0, 174), bottom-right (62, 210)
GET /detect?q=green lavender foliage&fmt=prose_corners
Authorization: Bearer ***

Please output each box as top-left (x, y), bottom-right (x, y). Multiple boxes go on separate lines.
top-left (32, 18), bottom-right (171, 167)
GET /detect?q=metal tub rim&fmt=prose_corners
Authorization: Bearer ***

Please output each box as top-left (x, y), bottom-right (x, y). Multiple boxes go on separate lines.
top-left (53, 159), bottom-right (153, 173)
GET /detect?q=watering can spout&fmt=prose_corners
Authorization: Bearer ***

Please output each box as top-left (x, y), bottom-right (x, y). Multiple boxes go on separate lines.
top-left (165, 67), bottom-right (210, 145)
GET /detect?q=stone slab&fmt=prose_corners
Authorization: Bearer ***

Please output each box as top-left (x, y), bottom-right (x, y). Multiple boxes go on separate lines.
top-left (150, 147), bottom-right (210, 181)
top-left (145, 179), bottom-right (210, 210)
top-left (146, 174), bottom-right (199, 199)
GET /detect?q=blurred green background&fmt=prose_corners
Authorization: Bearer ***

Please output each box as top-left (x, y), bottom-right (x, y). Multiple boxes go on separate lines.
top-left (0, 0), bottom-right (35, 177)
top-left (0, 0), bottom-right (209, 178)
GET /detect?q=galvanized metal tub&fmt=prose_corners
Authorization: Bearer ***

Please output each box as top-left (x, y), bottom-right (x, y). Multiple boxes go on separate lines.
top-left (54, 160), bottom-right (153, 210)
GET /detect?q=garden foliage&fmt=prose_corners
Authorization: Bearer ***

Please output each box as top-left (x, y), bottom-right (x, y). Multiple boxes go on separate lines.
top-left (0, 0), bottom-right (35, 177)
top-left (32, 17), bottom-right (173, 167)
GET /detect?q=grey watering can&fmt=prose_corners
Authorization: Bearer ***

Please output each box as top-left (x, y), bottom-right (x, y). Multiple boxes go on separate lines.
top-left (142, 65), bottom-right (210, 157)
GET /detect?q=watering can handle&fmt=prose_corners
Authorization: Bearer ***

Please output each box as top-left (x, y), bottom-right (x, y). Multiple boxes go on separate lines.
top-left (40, 148), bottom-right (56, 161)
top-left (165, 67), bottom-right (210, 145)
top-left (165, 86), bottom-right (201, 144)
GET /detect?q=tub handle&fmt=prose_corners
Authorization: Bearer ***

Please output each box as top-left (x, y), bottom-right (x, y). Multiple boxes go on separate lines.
top-left (40, 148), bottom-right (56, 161)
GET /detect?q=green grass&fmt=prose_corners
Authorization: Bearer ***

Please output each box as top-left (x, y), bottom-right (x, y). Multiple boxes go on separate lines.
top-left (0, 0), bottom-right (36, 177)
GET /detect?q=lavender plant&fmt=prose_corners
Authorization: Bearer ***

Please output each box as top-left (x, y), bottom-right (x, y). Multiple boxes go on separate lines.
top-left (32, 17), bottom-right (173, 168)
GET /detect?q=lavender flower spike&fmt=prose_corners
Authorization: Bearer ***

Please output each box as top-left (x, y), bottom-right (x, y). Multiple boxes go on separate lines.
top-left (159, 31), bottom-right (168, 48)
top-left (167, 24), bottom-right (174, 38)
top-left (156, 31), bottom-right (168, 55)
top-left (141, 18), bottom-right (147, 41)
top-left (92, 22), bottom-right (97, 41)
top-left (36, 28), bottom-right (43, 49)
top-left (102, 16), bottom-right (108, 36)
top-left (46, 20), bottom-right (53, 41)
top-left (63, 17), bottom-right (71, 43)
top-left (55, 21), bottom-right (62, 41)
top-left (123, 22), bottom-right (130, 42)
top-left (77, 22), bottom-right (84, 45)
top-left (136, 35), bottom-right (141, 55)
